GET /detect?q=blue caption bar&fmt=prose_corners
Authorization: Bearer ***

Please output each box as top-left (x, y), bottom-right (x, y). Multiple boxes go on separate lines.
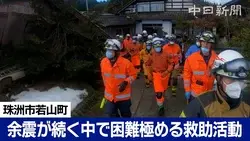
top-left (1, 118), bottom-right (249, 141)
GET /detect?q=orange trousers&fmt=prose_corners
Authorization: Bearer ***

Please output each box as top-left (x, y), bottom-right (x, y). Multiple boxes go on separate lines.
top-left (153, 72), bottom-right (170, 106)
top-left (131, 55), bottom-right (141, 73)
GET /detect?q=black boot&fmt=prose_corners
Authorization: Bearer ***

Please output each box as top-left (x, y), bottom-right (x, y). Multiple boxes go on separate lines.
top-left (136, 73), bottom-right (140, 79)
top-left (158, 106), bottom-right (165, 116)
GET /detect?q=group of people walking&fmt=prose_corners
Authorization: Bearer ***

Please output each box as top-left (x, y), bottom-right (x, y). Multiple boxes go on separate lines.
top-left (100, 30), bottom-right (250, 118)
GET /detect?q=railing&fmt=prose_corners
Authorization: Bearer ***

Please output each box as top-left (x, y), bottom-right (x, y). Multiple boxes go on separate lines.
top-left (0, 66), bottom-right (25, 81)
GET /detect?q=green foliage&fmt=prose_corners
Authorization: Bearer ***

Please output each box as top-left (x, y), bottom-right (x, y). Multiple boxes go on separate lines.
top-left (8, 0), bottom-right (107, 78)
top-left (225, 16), bottom-right (250, 58)
top-left (106, 0), bottom-right (131, 13)
top-left (175, 16), bottom-right (190, 30)
top-left (227, 27), bottom-right (250, 58)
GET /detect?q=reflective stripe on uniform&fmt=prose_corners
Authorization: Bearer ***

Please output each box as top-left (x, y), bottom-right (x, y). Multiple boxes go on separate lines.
top-left (115, 94), bottom-right (130, 100)
top-left (184, 80), bottom-right (190, 87)
top-left (128, 76), bottom-right (135, 83)
top-left (114, 74), bottom-right (126, 79)
top-left (105, 91), bottom-right (131, 100)
top-left (193, 71), bottom-right (205, 75)
top-left (104, 73), bottom-right (111, 77)
top-left (157, 101), bottom-right (163, 107)
top-left (179, 111), bottom-right (186, 117)
top-left (104, 92), bottom-right (112, 99)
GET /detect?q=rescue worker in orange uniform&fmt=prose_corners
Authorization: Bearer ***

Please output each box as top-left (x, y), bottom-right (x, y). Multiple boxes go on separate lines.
top-left (146, 37), bottom-right (174, 116)
top-left (142, 30), bottom-right (148, 43)
top-left (100, 39), bottom-right (137, 117)
top-left (119, 36), bottom-right (131, 61)
top-left (140, 40), bottom-right (153, 88)
top-left (137, 33), bottom-right (146, 72)
top-left (163, 34), bottom-right (182, 96)
top-left (183, 31), bottom-right (218, 103)
top-left (180, 50), bottom-right (250, 117)
top-left (123, 34), bottom-right (132, 49)
top-left (129, 36), bottom-right (141, 79)
top-left (137, 34), bottom-right (145, 50)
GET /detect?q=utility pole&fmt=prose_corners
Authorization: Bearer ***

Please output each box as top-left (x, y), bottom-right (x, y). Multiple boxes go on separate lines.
top-left (86, 0), bottom-right (89, 13)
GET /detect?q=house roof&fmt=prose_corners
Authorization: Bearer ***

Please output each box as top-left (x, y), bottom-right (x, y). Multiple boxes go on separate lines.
top-left (96, 13), bottom-right (135, 26)
top-left (128, 11), bottom-right (201, 21)
top-left (96, 11), bottom-right (203, 27)
top-left (117, 0), bottom-right (213, 14)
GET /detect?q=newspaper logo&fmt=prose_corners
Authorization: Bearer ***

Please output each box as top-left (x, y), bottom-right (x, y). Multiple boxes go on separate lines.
top-left (188, 5), bottom-right (242, 17)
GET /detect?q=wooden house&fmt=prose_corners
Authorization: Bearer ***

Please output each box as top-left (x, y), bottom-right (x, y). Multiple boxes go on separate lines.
top-left (97, 0), bottom-right (209, 37)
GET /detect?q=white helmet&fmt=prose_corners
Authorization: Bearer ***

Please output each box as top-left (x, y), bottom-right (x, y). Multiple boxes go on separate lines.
top-left (199, 31), bottom-right (215, 43)
top-left (142, 30), bottom-right (147, 34)
top-left (126, 34), bottom-right (130, 37)
top-left (148, 35), bottom-right (153, 40)
top-left (119, 35), bottom-right (123, 39)
top-left (212, 50), bottom-right (246, 79)
top-left (168, 34), bottom-right (176, 39)
top-left (104, 39), bottom-right (121, 50)
top-left (137, 34), bottom-right (142, 39)
top-left (165, 34), bottom-right (170, 38)
top-left (152, 37), bottom-right (164, 46)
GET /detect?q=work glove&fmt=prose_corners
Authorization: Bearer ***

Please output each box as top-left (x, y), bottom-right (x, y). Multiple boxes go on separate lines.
top-left (185, 92), bottom-right (191, 100)
top-left (118, 81), bottom-right (128, 92)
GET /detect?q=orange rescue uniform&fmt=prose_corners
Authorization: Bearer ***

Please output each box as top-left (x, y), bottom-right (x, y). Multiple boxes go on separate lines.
top-left (183, 51), bottom-right (218, 97)
top-left (139, 42), bottom-right (146, 51)
top-left (163, 43), bottom-right (181, 65)
top-left (146, 51), bottom-right (174, 106)
top-left (163, 43), bottom-right (182, 92)
top-left (123, 38), bottom-right (132, 49)
top-left (120, 42), bottom-right (131, 61)
top-left (129, 43), bottom-right (141, 74)
top-left (100, 56), bottom-right (137, 102)
top-left (140, 48), bottom-right (153, 83)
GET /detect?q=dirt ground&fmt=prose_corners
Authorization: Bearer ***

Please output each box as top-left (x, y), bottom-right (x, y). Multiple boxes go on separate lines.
top-left (86, 73), bottom-right (187, 117)
top-left (1, 73), bottom-right (186, 117)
